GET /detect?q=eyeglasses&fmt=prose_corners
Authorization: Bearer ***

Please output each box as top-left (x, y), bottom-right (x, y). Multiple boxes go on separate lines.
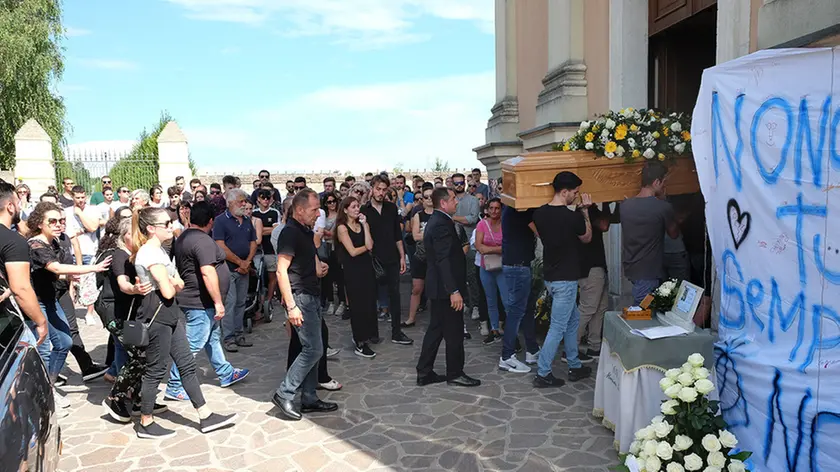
top-left (17, 190), bottom-right (28, 194)
top-left (352, 190), bottom-right (364, 195)
top-left (47, 218), bottom-right (66, 226)
top-left (258, 195), bottom-right (270, 200)
top-left (259, 174), bottom-right (269, 179)
top-left (102, 180), bottom-right (111, 184)
top-left (453, 181), bottom-right (466, 186)
top-left (327, 200), bottom-right (337, 204)
top-left (120, 189), bottom-right (129, 193)
top-left (152, 221), bottom-right (172, 229)
top-left (294, 186), bottom-right (306, 191)
top-left (422, 195), bottom-right (432, 200)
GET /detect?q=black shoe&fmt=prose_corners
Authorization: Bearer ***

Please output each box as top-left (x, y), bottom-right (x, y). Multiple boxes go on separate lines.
top-left (416, 372), bottom-right (446, 386)
top-left (418, 304), bottom-right (427, 313)
top-left (271, 393), bottom-right (301, 421)
top-left (585, 348), bottom-right (601, 358)
top-left (533, 373), bottom-right (566, 388)
top-left (568, 365), bottom-right (592, 382)
top-left (131, 403), bottom-right (169, 416)
top-left (301, 400), bottom-right (339, 414)
top-left (447, 374), bottom-right (481, 387)
top-left (341, 309), bottom-right (352, 320)
top-left (354, 344), bottom-right (376, 358)
top-left (463, 331), bottom-right (472, 340)
top-left (400, 321), bottom-right (415, 328)
top-left (55, 373), bottom-right (68, 387)
top-left (200, 412), bottom-right (238, 433)
top-left (135, 421), bottom-right (177, 439)
top-left (482, 331), bottom-right (501, 345)
top-left (561, 351), bottom-right (595, 364)
top-left (82, 364), bottom-right (109, 382)
top-left (102, 398), bottom-right (130, 423)
top-left (369, 336), bottom-right (382, 345)
top-left (391, 332), bottom-right (414, 345)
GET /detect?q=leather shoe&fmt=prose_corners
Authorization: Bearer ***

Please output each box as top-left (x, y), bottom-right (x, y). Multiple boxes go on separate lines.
top-left (301, 400), bottom-right (338, 414)
top-left (271, 393), bottom-right (301, 421)
top-left (447, 374), bottom-right (481, 387)
top-left (416, 372), bottom-right (446, 386)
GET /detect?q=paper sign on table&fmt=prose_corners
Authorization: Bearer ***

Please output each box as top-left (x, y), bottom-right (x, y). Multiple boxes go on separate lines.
top-left (630, 325), bottom-right (689, 340)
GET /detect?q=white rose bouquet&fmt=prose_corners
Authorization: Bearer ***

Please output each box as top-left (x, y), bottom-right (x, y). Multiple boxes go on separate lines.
top-left (649, 278), bottom-right (680, 313)
top-left (619, 353), bottom-right (753, 472)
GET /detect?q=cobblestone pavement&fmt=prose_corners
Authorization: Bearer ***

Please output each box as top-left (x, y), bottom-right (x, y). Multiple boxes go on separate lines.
top-left (58, 279), bottom-right (618, 472)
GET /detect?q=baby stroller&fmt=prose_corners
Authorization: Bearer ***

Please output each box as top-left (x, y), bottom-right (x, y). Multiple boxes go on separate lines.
top-left (244, 253), bottom-right (272, 333)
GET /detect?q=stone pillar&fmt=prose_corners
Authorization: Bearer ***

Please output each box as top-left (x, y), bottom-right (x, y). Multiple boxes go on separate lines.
top-left (485, 0), bottom-right (520, 144)
top-left (534, 0), bottom-right (588, 126)
top-left (605, 0), bottom-right (648, 308)
top-left (13, 119), bottom-right (55, 197)
top-left (716, 0), bottom-right (751, 64)
top-left (157, 121), bottom-right (192, 189)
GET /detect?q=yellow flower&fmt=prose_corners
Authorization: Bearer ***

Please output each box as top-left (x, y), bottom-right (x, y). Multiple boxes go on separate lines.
top-left (682, 131), bottom-right (691, 141)
top-left (605, 141), bottom-right (618, 153)
top-left (630, 124), bottom-right (639, 132)
top-left (562, 143), bottom-right (571, 151)
top-left (632, 149), bottom-right (641, 159)
top-left (593, 125), bottom-right (601, 133)
top-left (585, 132), bottom-right (595, 142)
top-left (658, 153), bottom-right (666, 161)
top-left (653, 131), bottom-right (661, 139)
top-left (662, 127), bottom-right (670, 136)
top-left (626, 107), bottom-right (634, 113)
top-left (615, 124), bottom-right (628, 140)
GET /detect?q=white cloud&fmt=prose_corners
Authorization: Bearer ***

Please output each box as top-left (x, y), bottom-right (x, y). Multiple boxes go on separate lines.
top-left (65, 26), bottom-right (92, 37)
top-left (188, 72), bottom-right (494, 173)
top-left (78, 58), bottom-right (139, 71)
top-left (165, 0), bottom-right (493, 47)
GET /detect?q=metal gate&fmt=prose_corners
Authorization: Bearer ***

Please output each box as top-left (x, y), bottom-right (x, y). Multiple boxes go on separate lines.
top-left (53, 149), bottom-right (158, 194)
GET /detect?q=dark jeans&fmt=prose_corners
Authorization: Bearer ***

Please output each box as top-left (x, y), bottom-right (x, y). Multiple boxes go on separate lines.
top-left (288, 316), bottom-right (331, 384)
top-left (276, 293), bottom-right (323, 405)
top-left (382, 261), bottom-right (403, 337)
top-left (141, 318), bottom-right (206, 415)
top-left (58, 291), bottom-right (93, 372)
top-left (416, 298), bottom-right (465, 378)
top-left (631, 279), bottom-right (661, 305)
top-left (501, 265), bottom-right (540, 360)
top-left (321, 251), bottom-right (345, 306)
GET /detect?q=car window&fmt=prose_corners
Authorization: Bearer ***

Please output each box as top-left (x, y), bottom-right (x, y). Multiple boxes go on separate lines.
top-left (0, 298), bottom-right (24, 369)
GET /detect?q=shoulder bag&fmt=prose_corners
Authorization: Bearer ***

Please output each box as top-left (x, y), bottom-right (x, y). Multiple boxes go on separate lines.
top-left (121, 298), bottom-right (163, 348)
top-left (481, 219), bottom-right (503, 272)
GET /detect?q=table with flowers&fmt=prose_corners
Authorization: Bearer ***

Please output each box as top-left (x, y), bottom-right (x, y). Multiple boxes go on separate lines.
top-left (593, 312), bottom-right (716, 453)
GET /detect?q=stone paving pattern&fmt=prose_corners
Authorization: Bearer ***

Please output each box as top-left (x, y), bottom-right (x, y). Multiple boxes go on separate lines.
top-left (58, 278), bottom-right (618, 471)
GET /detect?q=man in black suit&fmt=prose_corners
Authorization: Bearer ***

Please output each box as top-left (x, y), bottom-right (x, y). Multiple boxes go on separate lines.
top-left (416, 187), bottom-right (481, 387)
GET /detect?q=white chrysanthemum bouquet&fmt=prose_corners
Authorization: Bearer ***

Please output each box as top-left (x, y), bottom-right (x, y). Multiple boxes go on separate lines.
top-left (649, 278), bottom-right (679, 313)
top-left (619, 353), bottom-right (752, 472)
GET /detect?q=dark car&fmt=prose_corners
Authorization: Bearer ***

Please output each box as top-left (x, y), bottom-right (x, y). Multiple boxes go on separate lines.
top-left (0, 302), bottom-right (61, 472)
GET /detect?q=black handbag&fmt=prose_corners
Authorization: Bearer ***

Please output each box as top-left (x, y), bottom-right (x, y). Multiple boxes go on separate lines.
top-left (371, 255), bottom-right (386, 282)
top-left (121, 299), bottom-right (162, 348)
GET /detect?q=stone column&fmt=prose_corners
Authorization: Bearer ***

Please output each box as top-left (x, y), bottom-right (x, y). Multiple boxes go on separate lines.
top-left (534, 0), bottom-right (588, 126)
top-left (716, 0), bottom-right (751, 64)
top-left (157, 121), bottom-right (192, 190)
top-left (605, 0), bottom-right (648, 308)
top-left (14, 119), bottom-right (55, 197)
top-left (486, 0), bottom-right (520, 144)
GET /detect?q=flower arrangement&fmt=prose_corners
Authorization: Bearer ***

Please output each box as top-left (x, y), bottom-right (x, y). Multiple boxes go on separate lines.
top-left (552, 108), bottom-right (692, 163)
top-left (619, 353), bottom-right (752, 472)
top-left (649, 278), bottom-right (679, 313)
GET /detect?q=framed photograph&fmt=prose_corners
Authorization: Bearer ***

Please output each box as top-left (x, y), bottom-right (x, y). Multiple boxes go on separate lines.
top-left (672, 280), bottom-right (704, 320)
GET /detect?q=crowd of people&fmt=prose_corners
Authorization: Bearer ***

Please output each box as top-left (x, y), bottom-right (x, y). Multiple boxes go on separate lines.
top-left (0, 160), bottom-right (710, 435)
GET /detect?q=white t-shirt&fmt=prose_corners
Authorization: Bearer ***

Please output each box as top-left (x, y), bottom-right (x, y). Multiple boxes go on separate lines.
top-left (97, 202), bottom-right (112, 222)
top-left (111, 200), bottom-right (130, 213)
top-left (65, 205), bottom-right (101, 256)
top-left (469, 229), bottom-right (481, 267)
top-left (134, 244), bottom-right (176, 289)
top-left (314, 209), bottom-right (326, 232)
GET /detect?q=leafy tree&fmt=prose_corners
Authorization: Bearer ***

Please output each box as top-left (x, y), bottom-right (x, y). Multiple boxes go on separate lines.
top-left (0, 0), bottom-right (67, 169)
top-left (433, 157), bottom-right (450, 172)
top-left (107, 111), bottom-right (172, 192)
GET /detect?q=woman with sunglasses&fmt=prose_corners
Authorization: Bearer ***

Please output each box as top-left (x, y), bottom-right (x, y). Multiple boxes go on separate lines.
top-left (25, 203), bottom-right (111, 389)
top-left (131, 207), bottom-right (237, 438)
top-left (349, 182), bottom-right (371, 206)
top-left (320, 191), bottom-right (345, 316)
top-left (16, 184), bottom-right (34, 220)
top-left (335, 196), bottom-right (378, 358)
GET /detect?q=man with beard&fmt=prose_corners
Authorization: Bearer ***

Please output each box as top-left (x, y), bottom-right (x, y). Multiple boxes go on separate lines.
top-left (213, 188), bottom-right (257, 352)
top-left (362, 175), bottom-right (413, 346)
top-left (65, 185), bottom-right (104, 326)
top-left (320, 177), bottom-right (336, 199)
top-left (449, 173), bottom-right (481, 325)
top-left (251, 170), bottom-right (282, 204)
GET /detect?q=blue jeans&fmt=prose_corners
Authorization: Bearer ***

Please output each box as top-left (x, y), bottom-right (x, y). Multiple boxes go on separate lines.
top-left (479, 267), bottom-right (508, 331)
top-left (222, 270), bottom-right (249, 342)
top-left (169, 308), bottom-right (233, 390)
top-left (377, 284), bottom-right (389, 309)
top-left (35, 300), bottom-right (73, 381)
top-left (106, 334), bottom-right (128, 377)
top-left (501, 265), bottom-right (540, 360)
top-left (632, 278), bottom-right (661, 305)
top-left (276, 293), bottom-right (323, 405)
top-left (538, 280), bottom-right (582, 375)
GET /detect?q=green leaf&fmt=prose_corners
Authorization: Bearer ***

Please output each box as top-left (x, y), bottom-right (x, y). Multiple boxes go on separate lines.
top-left (730, 451), bottom-right (753, 461)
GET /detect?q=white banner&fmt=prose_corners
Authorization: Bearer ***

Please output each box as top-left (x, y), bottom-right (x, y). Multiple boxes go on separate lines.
top-left (692, 47), bottom-right (840, 471)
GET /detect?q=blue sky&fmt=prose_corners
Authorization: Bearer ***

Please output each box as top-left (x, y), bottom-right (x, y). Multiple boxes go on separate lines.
top-left (60, 0), bottom-right (495, 173)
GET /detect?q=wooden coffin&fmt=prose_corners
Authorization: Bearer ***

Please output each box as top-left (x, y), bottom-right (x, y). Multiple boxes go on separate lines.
top-left (500, 151), bottom-right (700, 209)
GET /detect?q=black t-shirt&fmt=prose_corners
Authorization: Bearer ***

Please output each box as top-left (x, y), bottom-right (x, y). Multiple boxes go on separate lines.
top-left (174, 228), bottom-right (231, 309)
top-left (580, 207), bottom-right (607, 275)
top-left (108, 249), bottom-right (141, 320)
top-left (362, 201), bottom-right (402, 264)
top-left (533, 205), bottom-right (587, 282)
top-left (501, 207), bottom-right (536, 266)
top-left (276, 217), bottom-right (319, 296)
top-left (0, 224), bottom-right (30, 290)
top-left (253, 207), bottom-right (281, 254)
top-left (28, 238), bottom-right (61, 303)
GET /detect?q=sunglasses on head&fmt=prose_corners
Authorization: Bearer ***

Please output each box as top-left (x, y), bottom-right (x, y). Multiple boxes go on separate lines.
top-left (47, 218), bottom-right (66, 226)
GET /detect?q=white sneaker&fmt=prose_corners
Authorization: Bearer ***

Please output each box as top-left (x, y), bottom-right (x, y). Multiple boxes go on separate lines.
top-left (471, 306), bottom-right (480, 320)
top-left (325, 303), bottom-right (336, 316)
top-left (499, 355), bottom-right (531, 373)
top-left (325, 347), bottom-right (341, 358)
top-left (85, 314), bottom-right (100, 327)
top-left (525, 349), bottom-right (540, 365)
top-left (479, 321), bottom-right (490, 336)
top-left (334, 303), bottom-right (346, 317)
top-left (53, 388), bottom-right (71, 409)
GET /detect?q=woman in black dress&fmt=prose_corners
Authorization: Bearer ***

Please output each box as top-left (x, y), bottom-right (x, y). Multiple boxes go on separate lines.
top-left (404, 186), bottom-right (434, 327)
top-left (335, 196), bottom-right (377, 358)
